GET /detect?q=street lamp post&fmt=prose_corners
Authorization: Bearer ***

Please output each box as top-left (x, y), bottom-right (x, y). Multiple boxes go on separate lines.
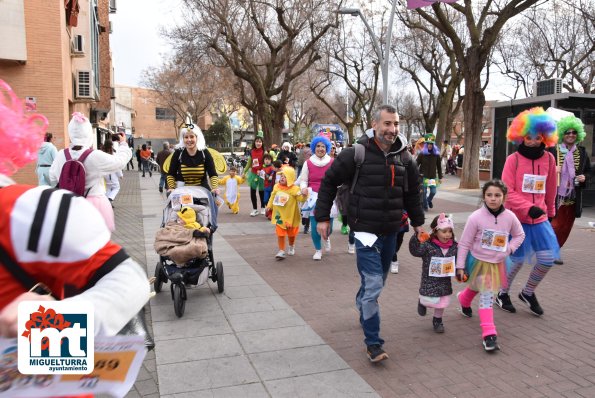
top-left (338, 2), bottom-right (397, 104)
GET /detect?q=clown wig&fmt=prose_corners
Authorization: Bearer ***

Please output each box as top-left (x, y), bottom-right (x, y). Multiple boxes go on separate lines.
top-left (0, 80), bottom-right (49, 176)
top-left (556, 115), bottom-right (585, 143)
top-left (507, 107), bottom-right (558, 147)
top-left (310, 134), bottom-right (332, 155)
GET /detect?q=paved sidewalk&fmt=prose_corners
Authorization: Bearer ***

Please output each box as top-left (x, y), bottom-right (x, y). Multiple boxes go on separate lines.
top-left (115, 171), bottom-right (595, 397)
top-left (114, 171), bottom-right (378, 397)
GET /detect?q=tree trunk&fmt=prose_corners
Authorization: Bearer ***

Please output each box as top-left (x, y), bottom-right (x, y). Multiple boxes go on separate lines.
top-left (459, 63), bottom-right (485, 189)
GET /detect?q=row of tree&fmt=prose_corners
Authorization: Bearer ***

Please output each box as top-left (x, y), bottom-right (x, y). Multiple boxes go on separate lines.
top-left (142, 0), bottom-right (594, 188)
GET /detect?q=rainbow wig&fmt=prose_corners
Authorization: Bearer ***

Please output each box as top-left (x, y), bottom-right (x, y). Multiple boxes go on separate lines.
top-left (556, 115), bottom-right (585, 143)
top-left (507, 107), bottom-right (558, 147)
top-left (0, 80), bottom-right (49, 176)
top-left (310, 134), bottom-right (332, 155)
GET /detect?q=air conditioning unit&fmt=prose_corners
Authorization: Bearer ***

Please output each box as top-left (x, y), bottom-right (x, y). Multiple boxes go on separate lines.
top-left (109, 0), bottom-right (116, 13)
top-left (71, 34), bottom-right (84, 56)
top-left (75, 70), bottom-right (94, 99)
top-left (535, 78), bottom-right (562, 97)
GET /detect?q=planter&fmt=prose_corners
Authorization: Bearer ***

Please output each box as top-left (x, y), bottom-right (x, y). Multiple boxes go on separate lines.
top-left (456, 168), bottom-right (491, 181)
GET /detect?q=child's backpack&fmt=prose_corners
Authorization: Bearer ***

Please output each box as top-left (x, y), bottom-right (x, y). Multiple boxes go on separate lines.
top-left (58, 148), bottom-right (93, 196)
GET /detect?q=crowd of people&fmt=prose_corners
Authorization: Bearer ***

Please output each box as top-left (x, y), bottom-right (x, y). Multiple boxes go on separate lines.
top-left (2, 70), bottom-right (592, 378)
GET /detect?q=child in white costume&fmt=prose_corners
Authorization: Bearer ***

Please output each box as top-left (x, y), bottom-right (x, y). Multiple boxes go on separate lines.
top-left (219, 167), bottom-right (244, 214)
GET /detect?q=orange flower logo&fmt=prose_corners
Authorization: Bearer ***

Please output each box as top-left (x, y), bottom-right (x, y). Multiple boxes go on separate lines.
top-left (21, 305), bottom-right (72, 349)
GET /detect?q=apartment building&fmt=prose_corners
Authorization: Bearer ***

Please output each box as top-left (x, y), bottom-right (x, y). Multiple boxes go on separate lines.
top-left (0, 0), bottom-right (115, 185)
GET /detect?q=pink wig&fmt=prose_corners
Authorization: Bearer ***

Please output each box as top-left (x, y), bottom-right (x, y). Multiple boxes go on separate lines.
top-left (0, 80), bottom-right (49, 176)
top-left (507, 107), bottom-right (558, 148)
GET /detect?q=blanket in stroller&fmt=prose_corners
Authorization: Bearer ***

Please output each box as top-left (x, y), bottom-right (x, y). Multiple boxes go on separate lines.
top-left (154, 222), bottom-right (208, 266)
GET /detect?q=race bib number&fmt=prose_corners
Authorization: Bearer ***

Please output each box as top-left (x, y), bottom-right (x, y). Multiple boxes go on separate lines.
top-left (179, 194), bottom-right (193, 205)
top-left (273, 191), bottom-right (290, 207)
top-left (428, 256), bottom-right (455, 277)
top-left (522, 174), bottom-right (546, 194)
top-left (252, 158), bottom-right (260, 168)
top-left (480, 229), bottom-right (508, 252)
top-left (258, 170), bottom-right (265, 179)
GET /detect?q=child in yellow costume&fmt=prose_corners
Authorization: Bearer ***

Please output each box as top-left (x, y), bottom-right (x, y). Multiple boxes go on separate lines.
top-left (177, 206), bottom-right (209, 234)
top-left (219, 166), bottom-right (244, 214)
top-left (266, 166), bottom-right (308, 260)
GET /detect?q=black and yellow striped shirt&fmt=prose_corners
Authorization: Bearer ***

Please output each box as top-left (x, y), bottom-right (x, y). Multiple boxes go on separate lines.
top-left (167, 148), bottom-right (219, 190)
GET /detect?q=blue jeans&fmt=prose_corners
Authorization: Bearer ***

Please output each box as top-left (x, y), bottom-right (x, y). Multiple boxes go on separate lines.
top-left (355, 232), bottom-right (397, 346)
top-left (263, 186), bottom-right (273, 205)
top-left (422, 185), bottom-right (437, 209)
top-left (159, 173), bottom-right (167, 190)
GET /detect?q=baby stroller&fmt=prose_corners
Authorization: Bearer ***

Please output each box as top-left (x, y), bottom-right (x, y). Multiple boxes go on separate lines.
top-left (153, 186), bottom-right (224, 317)
top-left (446, 157), bottom-right (457, 175)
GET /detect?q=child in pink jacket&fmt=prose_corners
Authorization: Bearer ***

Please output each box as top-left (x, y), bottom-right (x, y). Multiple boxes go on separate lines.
top-left (456, 179), bottom-right (525, 352)
top-left (496, 107), bottom-right (560, 317)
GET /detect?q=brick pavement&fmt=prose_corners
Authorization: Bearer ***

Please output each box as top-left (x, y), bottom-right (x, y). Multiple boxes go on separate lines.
top-left (222, 176), bottom-right (595, 398)
top-left (114, 170), bottom-right (595, 397)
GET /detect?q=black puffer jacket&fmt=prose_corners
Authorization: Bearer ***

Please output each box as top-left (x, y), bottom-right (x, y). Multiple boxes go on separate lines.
top-left (315, 134), bottom-right (424, 234)
top-left (409, 234), bottom-right (456, 297)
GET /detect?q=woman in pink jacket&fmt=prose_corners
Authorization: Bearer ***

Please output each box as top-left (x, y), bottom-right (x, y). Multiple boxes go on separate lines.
top-left (496, 107), bottom-right (560, 317)
top-left (456, 179), bottom-right (525, 351)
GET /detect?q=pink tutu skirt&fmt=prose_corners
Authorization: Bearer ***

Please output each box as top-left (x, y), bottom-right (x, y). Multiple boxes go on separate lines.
top-left (86, 195), bottom-right (115, 232)
top-left (419, 294), bottom-right (451, 309)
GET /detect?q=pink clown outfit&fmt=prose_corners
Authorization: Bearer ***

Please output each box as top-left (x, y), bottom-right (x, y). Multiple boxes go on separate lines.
top-left (456, 205), bottom-right (525, 344)
top-left (497, 107), bottom-right (560, 317)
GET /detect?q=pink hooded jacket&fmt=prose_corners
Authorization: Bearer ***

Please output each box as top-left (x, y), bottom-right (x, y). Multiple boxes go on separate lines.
top-left (501, 151), bottom-right (557, 224)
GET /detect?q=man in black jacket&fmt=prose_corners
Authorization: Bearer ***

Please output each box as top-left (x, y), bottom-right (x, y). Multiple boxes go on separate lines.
top-left (315, 104), bottom-right (425, 363)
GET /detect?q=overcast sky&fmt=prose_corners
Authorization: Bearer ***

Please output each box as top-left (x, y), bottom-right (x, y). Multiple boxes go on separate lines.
top-left (110, 0), bottom-right (183, 87)
top-left (110, 1), bottom-right (514, 100)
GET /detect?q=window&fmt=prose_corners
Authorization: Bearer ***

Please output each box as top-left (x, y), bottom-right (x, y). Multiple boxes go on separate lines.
top-left (155, 108), bottom-right (175, 120)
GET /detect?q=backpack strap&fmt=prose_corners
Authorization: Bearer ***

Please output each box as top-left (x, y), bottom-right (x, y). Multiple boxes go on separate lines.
top-left (350, 143), bottom-right (365, 194)
top-left (64, 148), bottom-right (72, 161)
top-left (78, 148), bottom-right (93, 163)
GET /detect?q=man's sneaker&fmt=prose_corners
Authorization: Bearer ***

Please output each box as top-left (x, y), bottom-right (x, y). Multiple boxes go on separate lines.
top-left (159, 186), bottom-right (163, 193)
top-left (347, 243), bottom-right (355, 254)
top-left (518, 291), bottom-right (544, 316)
top-left (366, 344), bottom-right (389, 363)
top-left (390, 260), bottom-right (399, 274)
top-left (260, 208), bottom-right (266, 215)
top-left (457, 292), bottom-right (472, 318)
top-left (553, 259), bottom-right (564, 265)
top-left (428, 200), bottom-right (433, 209)
top-left (313, 250), bottom-right (322, 261)
top-left (417, 300), bottom-right (427, 316)
top-left (495, 292), bottom-right (516, 313)
top-left (275, 250), bottom-right (286, 260)
top-left (287, 246), bottom-right (295, 256)
top-left (250, 209), bottom-right (259, 217)
top-left (433, 317), bottom-right (445, 333)
top-left (341, 225), bottom-right (349, 235)
top-left (324, 238), bottom-right (331, 252)
top-left (483, 335), bottom-right (500, 352)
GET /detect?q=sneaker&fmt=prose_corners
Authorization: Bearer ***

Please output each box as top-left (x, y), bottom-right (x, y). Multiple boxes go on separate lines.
top-left (313, 250), bottom-right (322, 261)
top-left (366, 344), bottom-right (389, 363)
top-left (347, 243), bottom-right (355, 254)
top-left (341, 225), bottom-right (349, 235)
top-left (417, 300), bottom-right (427, 316)
top-left (495, 292), bottom-right (516, 313)
top-left (159, 187), bottom-right (163, 193)
top-left (250, 209), bottom-right (259, 217)
top-left (324, 238), bottom-right (331, 252)
top-left (287, 246), bottom-right (295, 256)
top-left (275, 250), bottom-right (286, 260)
top-left (433, 317), bottom-right (445, 333)
top-left (260, 208), bottom-right (266, 215)
top-left (390, 260), bottom-right (399, 274)
top-left (303, 226), bottom-right (309, 234)
top-left (518, 291), bottom-right (544, 316)
top-left (553, 259), bottom-right (564, 265)
top-left (428, 200), bottom-right (433, 209)
top-left (483, 335), bottom-right (500, 352)
top-left (457, 292), bottom-right (473, 318)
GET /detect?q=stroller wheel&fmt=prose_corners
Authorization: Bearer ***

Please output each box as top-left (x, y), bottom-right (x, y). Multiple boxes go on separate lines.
top-left (216, 261), bottom-right (224, 293)
top-left (154, 261), bottom-right (164, 293)
top-left (172, 283), bottom-right (186, 318)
